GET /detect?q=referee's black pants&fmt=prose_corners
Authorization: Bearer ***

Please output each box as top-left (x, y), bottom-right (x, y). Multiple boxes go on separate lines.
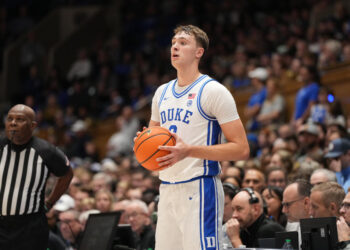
top-left (0, 212), bottom-right (49, 250)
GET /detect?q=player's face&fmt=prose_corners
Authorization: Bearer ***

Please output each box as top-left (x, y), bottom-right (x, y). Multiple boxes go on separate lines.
top-left (170, 31), bottom-right (202, 69)
top-left (309, 191), bottom-right (333, 218)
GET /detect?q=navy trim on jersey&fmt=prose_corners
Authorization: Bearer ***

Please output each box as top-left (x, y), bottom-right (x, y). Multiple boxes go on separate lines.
top-left (197, 80), bottom-right (217, 121)
top-left (158, 80), bottom-right (174, 108)
top-left (161, 175), bottom-right (204, 184)
top-left (200, 178), bottom-right (204, 249)
top-left (172, 74), bottom-right (207, 98)
top-left (199, 177), bottom-right (219, 249)
top-left (203, 121), bottom-right (221, 176)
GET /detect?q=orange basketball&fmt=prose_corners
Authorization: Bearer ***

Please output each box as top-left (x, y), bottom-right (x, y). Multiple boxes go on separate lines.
top-left (133, 126), bottom-right (176, 171)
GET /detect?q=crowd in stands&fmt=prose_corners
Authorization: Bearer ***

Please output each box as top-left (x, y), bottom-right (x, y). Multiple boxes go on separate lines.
top-left (1, 0), bottom-right (350, 249)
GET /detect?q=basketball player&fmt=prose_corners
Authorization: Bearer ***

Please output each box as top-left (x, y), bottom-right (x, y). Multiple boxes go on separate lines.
top-left (147, 25), bottom-right (249, 250)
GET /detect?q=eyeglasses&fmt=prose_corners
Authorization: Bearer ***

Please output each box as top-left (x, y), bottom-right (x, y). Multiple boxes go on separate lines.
top-left (282, 197), bottom-right (305, 208)
top-left (126, 212), bottom-right (147, 219)
top-left (59, 218), bottom-right (79, 225)
top-left (341, 202), bottom-right (350, 210)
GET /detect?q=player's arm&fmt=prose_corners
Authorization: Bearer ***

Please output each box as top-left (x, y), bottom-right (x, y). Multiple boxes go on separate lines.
top-left (149, 120), bottom-right (160, 127)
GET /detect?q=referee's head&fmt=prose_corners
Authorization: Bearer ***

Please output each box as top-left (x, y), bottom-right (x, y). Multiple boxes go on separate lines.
top-left (5, 104), bottom-right (37, 145)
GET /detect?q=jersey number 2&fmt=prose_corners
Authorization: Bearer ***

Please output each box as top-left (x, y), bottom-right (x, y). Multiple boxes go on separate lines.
top-left (169, 125), bottom-right (177, 133)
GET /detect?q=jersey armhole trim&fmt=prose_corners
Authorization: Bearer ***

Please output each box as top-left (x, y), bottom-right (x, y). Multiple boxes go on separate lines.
top-left (158, 80), bottom-right (173, 108)
top-left (197, 80), bottom-right (217, 121)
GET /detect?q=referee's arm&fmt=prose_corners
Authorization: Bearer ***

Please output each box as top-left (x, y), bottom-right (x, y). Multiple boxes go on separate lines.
top-left (45, 167), bottom-right (73, 209)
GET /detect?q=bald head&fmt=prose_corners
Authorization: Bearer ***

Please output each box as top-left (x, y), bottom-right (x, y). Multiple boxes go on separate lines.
top-left (10, 105), bottom-right (36, 122)
top-left (5, 104), bottom-right (37, 145)
top-left (231, 190), bottom-right (263, 229)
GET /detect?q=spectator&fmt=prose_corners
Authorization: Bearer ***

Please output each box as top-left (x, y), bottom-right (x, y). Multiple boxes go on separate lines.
top-left (309, 182), bottom-right (345, 218)
top-left (226, 189), bottom-right (284, 248)
top-left (278, 124), bottom-right (294, 139)
top-left (262, 186), bottom-right (287, 227)
top-left (270, 149), bottom-right (294, 174)
top-left (293, 66), bottom-right (320, 128)
top-left (67, 49), bottom-right (92, 82)
top-left (242, 168), bottom-right (266, 193)
top-left (296, 122), bottom-right (324, 163)
top-left (244, 67), bottom-right (268, 131)
top-left (308, 86), bottom-right (332, 125)
top-left (74, 188), bottom-right (91, 212)
top-left (257, 78), bottom-right (285, 129)
top-left (224, 165), bottom-right (245, 183)
top-left (282, 180), bottom-right (312, 239)
top-left (125, 200), bottom-right (155, 250)
top-left (58, 209), bottom-right (84, 249)
top-left (112, 199), bottom-right (131, 224)
top-left (325, 138), bottom-right (350, 192)
top-left (91, 172), bottom-right (113, 193)
top-left (222, 183), bottom-right (239, 249)
top-left (106, 105), bottom-right (140, 158)
top-left (266, 167), bottom-right (287, 190)
top-left (53, 194), bottom-right (76, 213)
top-left (310, 168), bottom-right (337, 186)
top-left (223, 61), bottom-right (250, 91)
top-left (95, 189), bottom-right (114, 213)
top-left (20, 31), bottom-right (45, 77)
top-left (337, 191), bottom-right (350, 248)
top-left (223, 183), bottom-right (239, 224)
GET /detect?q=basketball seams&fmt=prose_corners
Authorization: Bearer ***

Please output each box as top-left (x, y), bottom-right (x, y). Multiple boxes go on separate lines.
top-left (139, 135), bottom-right (174, 167)
top-left (135, 126), bottom-right (171, 145)
top-left (134, 126), bottom-right (176, 171)
top-left (134, 133), bottom-right (172, 153)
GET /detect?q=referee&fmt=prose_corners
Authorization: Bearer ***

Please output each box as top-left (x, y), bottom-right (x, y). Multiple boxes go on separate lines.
top-left (0, 104), bottom-right (73, 250)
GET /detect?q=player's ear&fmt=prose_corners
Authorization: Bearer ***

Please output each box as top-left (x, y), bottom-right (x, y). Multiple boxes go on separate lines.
top-left (196, 47), bottom-right (204, 59)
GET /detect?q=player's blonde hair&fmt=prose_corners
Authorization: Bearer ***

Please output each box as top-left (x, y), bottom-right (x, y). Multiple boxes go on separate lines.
top-left (174, 25), bottom-right (209, 51)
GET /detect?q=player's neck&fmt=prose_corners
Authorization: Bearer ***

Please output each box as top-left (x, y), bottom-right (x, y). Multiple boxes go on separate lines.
top-left (176, 66), bottom-right (201, 87)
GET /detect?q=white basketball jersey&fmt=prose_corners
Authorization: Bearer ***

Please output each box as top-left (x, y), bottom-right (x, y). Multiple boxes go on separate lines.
top-left (155, 74), bottom-right (231, 183)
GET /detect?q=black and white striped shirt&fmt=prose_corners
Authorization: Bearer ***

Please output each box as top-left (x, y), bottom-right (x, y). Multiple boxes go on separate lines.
top-left (0, 136), bottom-right (70, 216)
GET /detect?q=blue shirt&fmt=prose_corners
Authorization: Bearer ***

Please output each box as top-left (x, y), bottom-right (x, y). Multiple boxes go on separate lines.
top-left (247, 87), bottom-right (267, 131)
top-left (248, 87), bottom-right (267, 107)
top-left (294, 82), bottom-right (319, 119)
top-left (336, 166), bottom-right (350, 193)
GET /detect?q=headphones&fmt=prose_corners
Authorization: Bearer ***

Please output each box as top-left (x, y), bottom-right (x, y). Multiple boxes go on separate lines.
top-left (241, 187), bottom-right (259, 204)
top-left (222, 182), bottom-right (239, 199)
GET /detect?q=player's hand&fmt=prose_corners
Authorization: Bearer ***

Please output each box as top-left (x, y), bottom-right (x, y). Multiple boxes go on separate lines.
top-left (157, 133), bottom-right (189, 167)
top-left (133, 127), bottom-right (147, 142)
top-left (226, 218), bottom-right (242, 247)
top-left (337, 216), bottom-right (350, 242)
